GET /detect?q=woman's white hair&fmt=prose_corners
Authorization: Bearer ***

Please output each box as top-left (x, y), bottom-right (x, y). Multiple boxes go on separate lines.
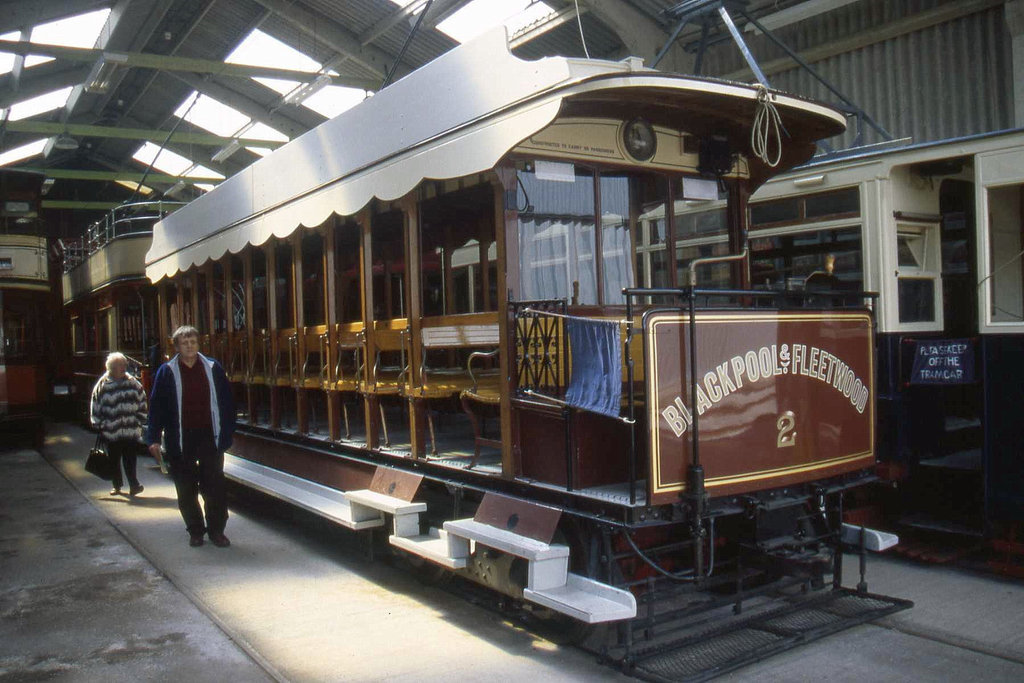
top-left (105, 351), bottom-right (129, 373)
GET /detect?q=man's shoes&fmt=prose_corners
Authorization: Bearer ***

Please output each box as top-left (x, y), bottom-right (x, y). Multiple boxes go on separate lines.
top-left (110, 487), bottom-right (122, 496)
top-left (189, 533), bottom-right (205, 547)
top-left (129, 483), bottom-right (144, 496)
top-left (209, 532), bottom-right (231, 548)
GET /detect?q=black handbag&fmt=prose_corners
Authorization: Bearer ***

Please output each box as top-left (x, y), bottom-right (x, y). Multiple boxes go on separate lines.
top-left (85, 435), bottom-right (115, 480)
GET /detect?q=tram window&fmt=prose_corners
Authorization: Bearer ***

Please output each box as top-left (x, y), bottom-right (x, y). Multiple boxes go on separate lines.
top-left (804, 188), bottom-right (860, 219)
top-left (98, 308), bottom-right (111, 351)
top-left (302, 232), bottom-right (325, 326)
top-left (750, 198), bottom-right (800, 226)
top-left (253, 249), bottom-right (269, 330)
top-left (898, 278), bottom-right (935, 322)
top-left (196, 273), bottom-right (208, 334)
top-left (986, 184), bottom-right (1024, 323)
top-left (749, 227), bottom-right (863, 291)
top-left (636, 176), bottom-right (671, 289)
top-left (677, 243), bottom-right (731, 288)
top-left (517, 165), bottom-right (597, 304)
top-left (72, 316), bottom-right (84, 353)
top-left (600, 173), bottom-right (636, 305)
top-left (164, 283), bottom-right (179, 333)
top-left (181, 278), bottom-right (194, 327)
top-left (897, 231), bottom-right (925, 268)
top-left (274, 242), bottom-right (294, 327)
top-left (371, 211), bottom-right (405, 319)
top-left (212, 262), bottom-right (226, 334)
top-left (334, 224), bottom-right (361, 324)
top-left (230, 256), bottom-right (246, 330)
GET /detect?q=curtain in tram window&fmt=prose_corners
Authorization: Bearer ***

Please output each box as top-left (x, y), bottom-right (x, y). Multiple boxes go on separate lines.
top-left (565, 317), bottom-right (622, 419)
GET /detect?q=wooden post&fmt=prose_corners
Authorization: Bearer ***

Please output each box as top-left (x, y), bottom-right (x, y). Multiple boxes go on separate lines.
top-left (324, 219), bottom-right (341, 441)
top-left (493, 166), bottom-right (517, 478)
top-left (266, 244), bottom-right (280, 429)
top-left (359, 208), bottom-right (380, 449)
top-left (293, 232), bottom-right (308, 435)
top-left (243, 249), bottom-right (257, 425)
top-left (401, 194), bottom-right (426, 458)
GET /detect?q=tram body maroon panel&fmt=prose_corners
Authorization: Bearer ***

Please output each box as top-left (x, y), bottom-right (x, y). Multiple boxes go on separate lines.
top-left (646, 310), bottom-right (874, 502)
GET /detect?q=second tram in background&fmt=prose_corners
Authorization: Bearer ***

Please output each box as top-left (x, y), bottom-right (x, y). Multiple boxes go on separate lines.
top-left (661, 128), bottom-right (1024, 540)
top-left (0, 170), bottom-right (51, 447)
top-left (61, 200), bottom-right (183, 413)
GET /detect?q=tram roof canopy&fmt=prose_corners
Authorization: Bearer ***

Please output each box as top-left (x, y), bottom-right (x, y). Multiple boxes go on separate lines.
top-left (145, 27), bottom-right (845, 283)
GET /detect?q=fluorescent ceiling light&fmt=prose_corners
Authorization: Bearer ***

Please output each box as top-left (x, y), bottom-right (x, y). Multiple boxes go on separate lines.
top-left (211, 139), bottom-right (242, 163)
top-left (745, 0), bottom-right (861, 34)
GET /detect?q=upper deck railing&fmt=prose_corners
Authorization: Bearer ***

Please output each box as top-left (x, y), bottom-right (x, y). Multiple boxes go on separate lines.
top-left (62, 200), bottom-right (185, 273)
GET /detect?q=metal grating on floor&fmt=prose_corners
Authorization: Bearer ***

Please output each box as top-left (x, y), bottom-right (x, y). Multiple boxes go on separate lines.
top-left (624, 588), bottom-right (912, 683)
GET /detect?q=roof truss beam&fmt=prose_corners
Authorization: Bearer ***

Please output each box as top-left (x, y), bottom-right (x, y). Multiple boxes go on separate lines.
top-left (20, 166), bottom-right (223, 185)
top-left (2, 119), bottom-right (286, 149)
top-left (0, 39), bottom-right (380, 89)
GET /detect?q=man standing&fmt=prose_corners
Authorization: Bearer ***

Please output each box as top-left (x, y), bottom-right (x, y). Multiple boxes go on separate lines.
top-left (147, 325), bottom-right (236, 548)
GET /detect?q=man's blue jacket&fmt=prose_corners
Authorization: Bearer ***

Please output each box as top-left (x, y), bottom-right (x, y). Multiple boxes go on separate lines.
top-left (147, 353), bottom-right (235, 460)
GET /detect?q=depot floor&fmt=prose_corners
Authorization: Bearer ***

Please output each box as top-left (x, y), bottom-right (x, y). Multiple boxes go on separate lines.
top-left (2, 421), bottom-right (1024, 682)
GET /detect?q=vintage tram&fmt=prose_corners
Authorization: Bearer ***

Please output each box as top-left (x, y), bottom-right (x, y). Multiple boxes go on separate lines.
top-left (660, 129), bottom-right (1024, 540)
top-left (0, 170), bottom-right (51, 447)
top-left (144, 29), bottom-right (899, 653)
top-left (62, 200), bottom-right (183, 415)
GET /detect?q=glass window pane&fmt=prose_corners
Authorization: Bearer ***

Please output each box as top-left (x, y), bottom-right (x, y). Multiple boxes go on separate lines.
top-left (987, 184), bottom-right (1024, 322)
top-left (805, 188), bottom-right (860, 218)
top-left (517, 166), bottom-right (596, 303)
top-left (898, 278), bottom-right (935, 322)
top-left (750, 198), bottom-right (800, 226)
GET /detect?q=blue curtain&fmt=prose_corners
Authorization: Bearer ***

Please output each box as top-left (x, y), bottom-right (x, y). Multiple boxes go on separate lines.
top-left (565, 318), bottom-right (621, 419)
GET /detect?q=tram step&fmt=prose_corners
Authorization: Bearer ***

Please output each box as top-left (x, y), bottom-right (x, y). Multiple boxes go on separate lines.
top-left (840, 523), bottom-right (899, 551)
top-left (344, 489), bottom-right (428, 537)
top-left (389, 527), bottom-right (469, 570)
top-left (223, 455), bottom-right (384, 531)
top-left (444, 518), bottom-right (569, 590)
top-left (524, 573), bottom-right (637, 624)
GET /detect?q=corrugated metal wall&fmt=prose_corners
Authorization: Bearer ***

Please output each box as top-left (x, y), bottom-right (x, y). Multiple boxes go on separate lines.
top-left (698, 0), bottom-right (1013, 149)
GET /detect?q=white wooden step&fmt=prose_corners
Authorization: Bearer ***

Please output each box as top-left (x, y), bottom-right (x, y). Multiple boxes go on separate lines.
top-left (223, 455), bottom-right (383, 531)
top-left (841, 523), bottom-right (899, 552)
top-left (524, 573), bottom-right (637, 624)
top-left (345, 489), bottom-right (427, 537)
top-left (444, 518), bottom-right (569, 591)
top-left (389, 527), bottom-right (469, 570)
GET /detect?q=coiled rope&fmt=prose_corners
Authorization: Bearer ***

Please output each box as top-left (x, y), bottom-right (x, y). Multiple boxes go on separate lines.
top-left (751, 85), bottom-right (783, 168)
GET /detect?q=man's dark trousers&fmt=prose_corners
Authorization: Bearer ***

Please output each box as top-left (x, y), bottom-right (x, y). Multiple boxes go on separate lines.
top-left (171, 427), bottom-right (228, 535)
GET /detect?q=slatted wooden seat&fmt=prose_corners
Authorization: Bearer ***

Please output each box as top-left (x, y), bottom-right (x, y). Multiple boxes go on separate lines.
top-left (248, 331), bottom-right (271, 385)
top-left (401, 313), bottom-right (500, 456)
top-left (359, 321), bottom-right (408, 447)
top-left (332, 323), bottom-right (365, 439)
top-left (300, 325), bottom-right (329, 389)
top-left (273, 328), bottom-right (297, 387)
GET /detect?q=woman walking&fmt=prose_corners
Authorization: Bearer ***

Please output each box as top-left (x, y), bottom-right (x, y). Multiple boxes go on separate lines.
top-left (90, 352), bottom-right (148, 496)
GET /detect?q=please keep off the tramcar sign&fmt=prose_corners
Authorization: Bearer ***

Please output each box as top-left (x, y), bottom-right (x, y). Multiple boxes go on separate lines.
top-left (910, 339), bottom-right (975, 384)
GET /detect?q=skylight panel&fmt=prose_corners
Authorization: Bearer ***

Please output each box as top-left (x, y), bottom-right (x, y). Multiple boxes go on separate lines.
top-left (8, 87), bottom-right (74, 121)
top-left (301, 86), bottom-right (366, 119)
top-left (253, 77), bottom-right (298, 97)
top-left (246, 122), bottom-right (288, 143)
top-left (226, 29), bottom-right (320, 73)
top-left (437, 0), bottom-right (553, 44)
top-left (0, 139), bottom-right (47, 167)
top-left (133, 142), bottom-right (195, 177)
top-left (116, 180), bottom-right (153, 196)
top-left (175, 93), bottom-right (250, 138)
top-left (0, 32), bottom-right (18, 76)
top-left (25, 8), bottom-right (112, 68)
top-left (188, 164), bottom-right (225, 180)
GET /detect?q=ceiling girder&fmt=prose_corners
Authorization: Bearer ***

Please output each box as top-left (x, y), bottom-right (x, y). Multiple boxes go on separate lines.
top-left (0, 62), bottom-right (92, 109)
top-left (584, 0), bottom-right (688, 69)
top-left (21, 166), bottom-right (223, 185)
top-left (2, 119), bottom-right (286, 149)
top-left (0, 39), bottom-right (378, 89)
top-left (251, 0), bottom-right (410, 85)
top-left (509, 6), bottom-right (589, 49)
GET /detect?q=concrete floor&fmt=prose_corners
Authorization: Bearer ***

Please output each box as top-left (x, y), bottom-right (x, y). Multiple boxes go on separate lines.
top-left (3, 421), bottom-right (1024, 682)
